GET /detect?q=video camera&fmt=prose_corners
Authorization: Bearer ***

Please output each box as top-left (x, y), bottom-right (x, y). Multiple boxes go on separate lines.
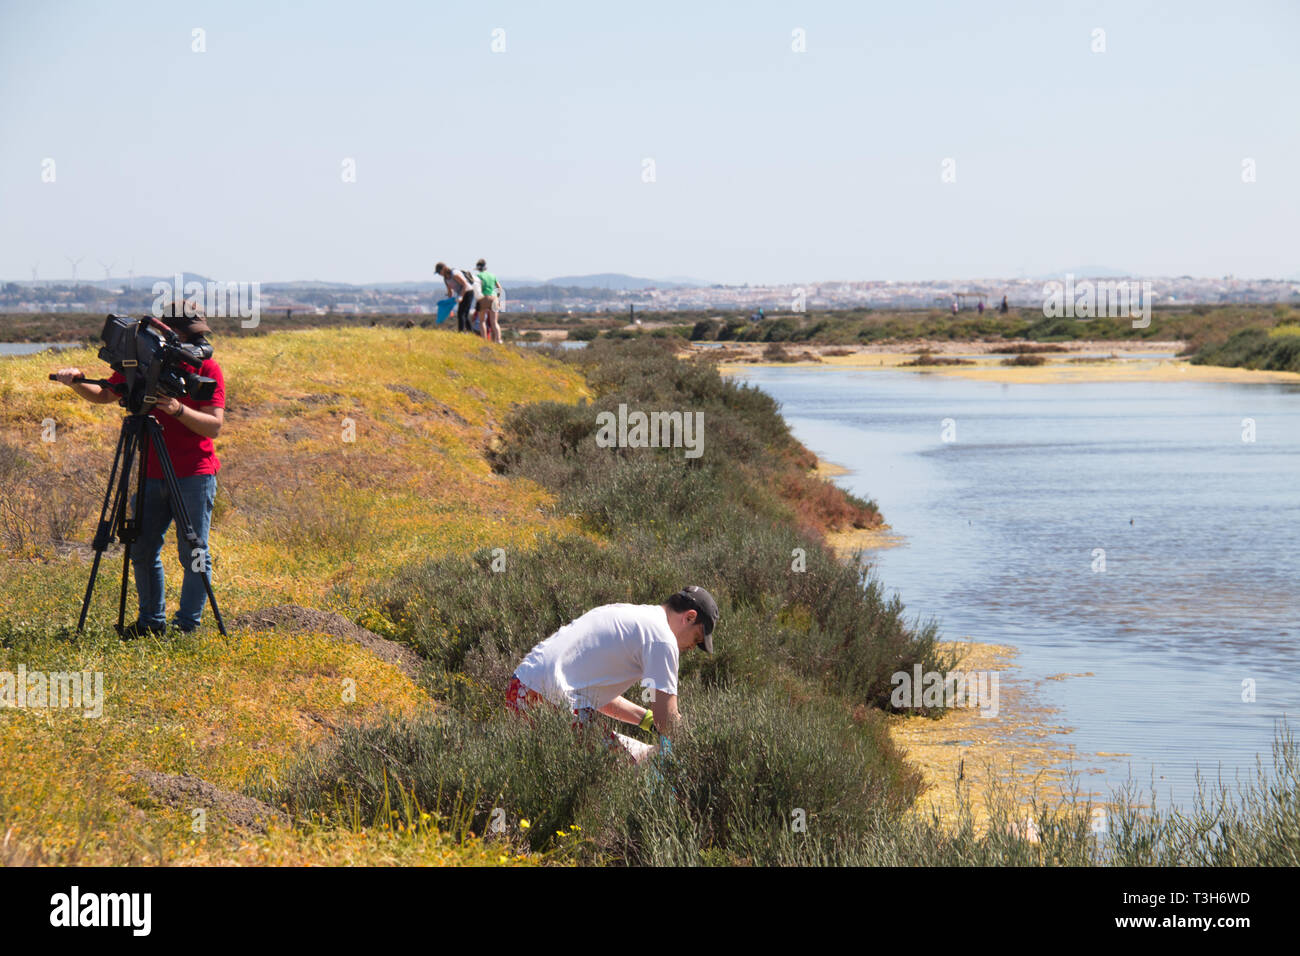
top-left (95, 313), bottom-right (216, 409)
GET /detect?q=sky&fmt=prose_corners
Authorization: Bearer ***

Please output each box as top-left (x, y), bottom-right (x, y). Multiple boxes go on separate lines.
top-left (1, 0), bottom-right (1297, 286)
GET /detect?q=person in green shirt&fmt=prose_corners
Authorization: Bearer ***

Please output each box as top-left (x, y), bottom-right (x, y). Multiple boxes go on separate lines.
top-left (473, 258), bottom-right (505, 343)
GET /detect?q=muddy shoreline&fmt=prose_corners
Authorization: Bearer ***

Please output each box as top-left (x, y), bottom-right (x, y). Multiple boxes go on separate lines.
top-left (707, 340), bottom-right (1300, 384)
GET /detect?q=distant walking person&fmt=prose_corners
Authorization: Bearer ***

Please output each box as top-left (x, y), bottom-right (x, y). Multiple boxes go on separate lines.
top-left (999, 295), bottom-right (1009, 314)
top-left (436, 262), bottom-right (476, 332)
top-left (473, 258), bottom-right (504, 343)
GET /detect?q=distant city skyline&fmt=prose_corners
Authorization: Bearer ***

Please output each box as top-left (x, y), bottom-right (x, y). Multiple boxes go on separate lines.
top-left (3, 1), bottom-right (1297, 285)
top-left (6, 266), bottom-right (1298, 287)
top-left (6, 271), bottom-right (1292, 318)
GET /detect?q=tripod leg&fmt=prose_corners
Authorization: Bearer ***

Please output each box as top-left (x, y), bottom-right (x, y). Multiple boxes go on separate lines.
top-left (144, 416), bottom-right (227, 637)
top-left (118, 421), bottom-right (152, 635)
top-left (77, 416), bottom-right (140, 634)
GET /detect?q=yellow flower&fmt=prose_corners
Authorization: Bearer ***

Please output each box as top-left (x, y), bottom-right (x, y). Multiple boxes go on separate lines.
top-left (519, 819), bottom-right (530, 829)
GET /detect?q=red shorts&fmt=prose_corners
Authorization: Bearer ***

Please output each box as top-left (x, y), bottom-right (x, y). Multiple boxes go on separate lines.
top-left (505, 675), bottom-right (623, 748)
top-left (505, 675), bottom-right (546, 715)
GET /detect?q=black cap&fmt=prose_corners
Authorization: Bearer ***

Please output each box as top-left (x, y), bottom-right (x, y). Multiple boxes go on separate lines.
top-left (164, 313), bottom-right (212, 336)
top-left (157, 300), bottom-right (212, 335)
top-left (676, 586), bottom-right (719, 653)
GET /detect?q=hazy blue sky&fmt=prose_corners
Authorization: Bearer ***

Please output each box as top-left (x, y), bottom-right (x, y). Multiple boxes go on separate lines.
top-left (2, 0), bottom-right (1297, 285)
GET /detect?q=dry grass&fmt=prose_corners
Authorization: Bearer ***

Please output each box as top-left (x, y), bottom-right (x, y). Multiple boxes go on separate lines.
top-left (0, 327), bottom-right (590, 865)
top-left (0, 327), bottom-right (591, 605)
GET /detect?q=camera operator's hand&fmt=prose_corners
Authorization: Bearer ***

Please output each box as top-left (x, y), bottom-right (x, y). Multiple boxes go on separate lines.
top-left (53, 367), bottom-right (116, 404)
top-left (155, 397), bottom-right (224, 439)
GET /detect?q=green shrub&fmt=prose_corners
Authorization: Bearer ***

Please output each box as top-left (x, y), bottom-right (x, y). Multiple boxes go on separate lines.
top-left (272, 680), bottom-right (921, 865)
top-left (1001, 353), bottom-right (1046, 366)
top-left (690, 320), bottom-right (722, 341)
top-left (372, 340), bottom-right (940, 712)
top-left (759, 318), bottom-right (799, 342)
top-left (1194, 326), bottom-right (1300, 372)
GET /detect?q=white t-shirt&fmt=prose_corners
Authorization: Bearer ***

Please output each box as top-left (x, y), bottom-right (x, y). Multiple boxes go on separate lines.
top-left (513, 604), bottom-right (680, 711)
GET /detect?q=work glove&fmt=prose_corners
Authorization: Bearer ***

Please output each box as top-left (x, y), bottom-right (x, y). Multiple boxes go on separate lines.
top-left (638, 708), bottom-right (655, 733)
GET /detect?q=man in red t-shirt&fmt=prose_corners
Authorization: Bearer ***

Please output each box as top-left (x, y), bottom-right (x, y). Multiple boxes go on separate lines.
top-left (54, 301), bottom-right (226, 635)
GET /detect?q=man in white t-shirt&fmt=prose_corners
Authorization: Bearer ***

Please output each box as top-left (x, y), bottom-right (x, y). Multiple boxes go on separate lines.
top-left (506, 586), bottom-right (719, 741)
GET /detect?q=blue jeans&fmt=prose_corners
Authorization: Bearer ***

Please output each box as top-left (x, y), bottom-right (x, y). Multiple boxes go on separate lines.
top-left (129, 474), bottom-right (217, 632)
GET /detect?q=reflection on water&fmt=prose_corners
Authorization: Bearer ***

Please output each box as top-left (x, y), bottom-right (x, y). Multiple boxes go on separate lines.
top-left (736, 366), bottom-right (1300, 807)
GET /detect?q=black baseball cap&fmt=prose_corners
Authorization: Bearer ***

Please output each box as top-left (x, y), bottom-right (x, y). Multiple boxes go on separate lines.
top-left (675, 586), bottom-right (719, 653)
top-left (157, 299), bottom-right (212, 335)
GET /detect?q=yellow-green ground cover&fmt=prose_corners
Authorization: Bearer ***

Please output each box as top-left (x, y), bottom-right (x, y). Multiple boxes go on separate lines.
top-left (0, 327), bottom-right (589, 864)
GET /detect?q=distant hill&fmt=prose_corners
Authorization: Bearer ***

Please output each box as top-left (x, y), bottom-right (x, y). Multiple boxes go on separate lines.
top-left (539, 273), bottom-right (706, 290)
top-left (269, 274), bottom-right (708, 292)
top-left (359, 281), bottom-right (443, 293)
top-left (269, 279), bottom-right (362, 290)
top-left (263, 275), bottom-right (709, 292)
top-left (1041, 266), bottom-right (1135, 279)
top-left (13, 273), bottom-right (217, 290)
top-left (7, 275), bottom-right (702, 294)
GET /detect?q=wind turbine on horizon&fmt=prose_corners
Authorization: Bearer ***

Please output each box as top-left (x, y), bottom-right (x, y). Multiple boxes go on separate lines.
top-left (98, 258), bottom-right (116, 282)
top-left (66, 255), bottom-right (85, 286)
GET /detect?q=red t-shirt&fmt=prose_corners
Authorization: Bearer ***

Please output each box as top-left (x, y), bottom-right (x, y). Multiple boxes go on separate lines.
top-left (108, 359), bottom-right (225, 479)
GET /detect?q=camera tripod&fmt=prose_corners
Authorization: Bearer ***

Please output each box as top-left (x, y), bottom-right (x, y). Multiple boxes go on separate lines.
top-left (76, 401), bottom-right (227, 637)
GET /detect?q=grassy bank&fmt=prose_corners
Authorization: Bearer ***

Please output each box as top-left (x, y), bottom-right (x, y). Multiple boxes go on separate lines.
top-left (275, 338), bottom-right (953, 865)
top-left (3, 328), bottom-right (1297, 866)
top-left (0, 327), bottom-right (588, 864)
top-left (1, 326), bottom-right (587, 596)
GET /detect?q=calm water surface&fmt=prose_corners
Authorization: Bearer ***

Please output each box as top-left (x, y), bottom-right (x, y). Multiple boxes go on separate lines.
top-left (736, 366), bottom-right (1300, 807)
top-left (0, 342), bottom-right (65, 356)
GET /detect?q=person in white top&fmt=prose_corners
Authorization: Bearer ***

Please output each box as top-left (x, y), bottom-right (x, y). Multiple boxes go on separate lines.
top-left (507, 586), bottom-right (719, 741)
